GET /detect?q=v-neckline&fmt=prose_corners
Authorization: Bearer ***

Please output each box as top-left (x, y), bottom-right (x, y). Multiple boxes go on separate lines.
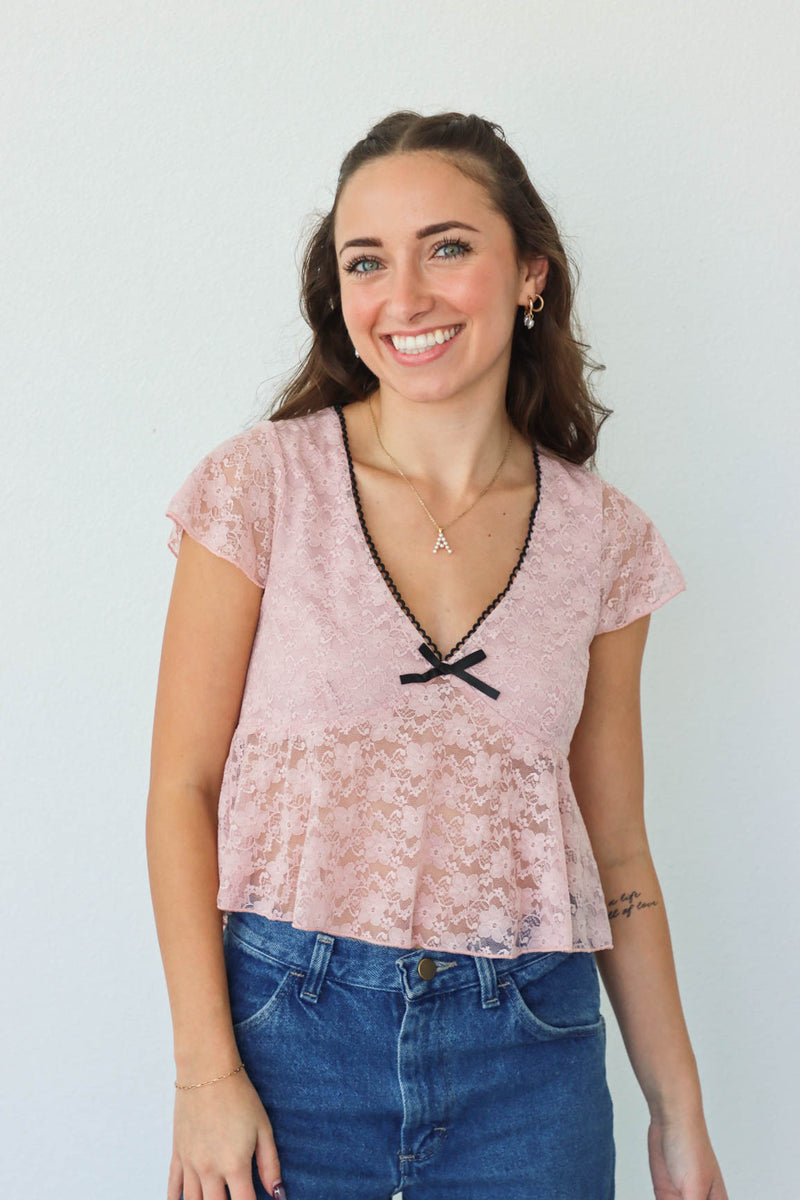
top-left (332, 402), bottom-right (543, 663)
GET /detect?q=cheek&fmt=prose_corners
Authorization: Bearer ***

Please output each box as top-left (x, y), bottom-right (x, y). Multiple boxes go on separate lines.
top-left (452, 262), bottom-right (516, 316)
top-left (341, 288), bottom-right (379, 332)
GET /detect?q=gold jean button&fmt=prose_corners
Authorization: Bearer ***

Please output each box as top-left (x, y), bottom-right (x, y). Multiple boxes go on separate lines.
top-left (417, 957), bottom-right (437, 980)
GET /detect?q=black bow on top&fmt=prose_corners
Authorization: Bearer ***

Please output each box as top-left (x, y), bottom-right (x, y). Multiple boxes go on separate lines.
top-left (399, 642), bottom-right (500, 700)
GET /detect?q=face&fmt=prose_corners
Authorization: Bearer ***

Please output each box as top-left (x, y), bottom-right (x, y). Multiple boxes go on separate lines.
top-left (333, 151), bottom-right (548, 410)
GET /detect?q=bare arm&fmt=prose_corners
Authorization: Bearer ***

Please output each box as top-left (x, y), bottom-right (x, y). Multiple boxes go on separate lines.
top-left (569, 615), bottom-right (728, 1200)
top-left (146, 531), bottom-right (281, 1199)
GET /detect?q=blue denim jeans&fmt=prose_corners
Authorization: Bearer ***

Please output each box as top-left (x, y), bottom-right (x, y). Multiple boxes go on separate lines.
top-left (222, 911), bottom-right (615, 1199)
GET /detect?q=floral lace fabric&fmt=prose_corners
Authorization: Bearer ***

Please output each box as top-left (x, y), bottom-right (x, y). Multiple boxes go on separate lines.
top-left (166, 405), bottom-right (686, 958)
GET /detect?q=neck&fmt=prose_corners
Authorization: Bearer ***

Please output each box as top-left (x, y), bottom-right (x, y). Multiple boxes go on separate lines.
top-left (366, 390), bottom-right (516, 500)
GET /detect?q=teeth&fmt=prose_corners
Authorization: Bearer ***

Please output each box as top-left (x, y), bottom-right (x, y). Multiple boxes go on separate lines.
top-left (390, 325), bottom-right (461, 354)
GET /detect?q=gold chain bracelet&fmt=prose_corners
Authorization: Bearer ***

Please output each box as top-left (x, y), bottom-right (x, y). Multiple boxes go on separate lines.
top-left (175, 1061), bottom-right (245, 1090)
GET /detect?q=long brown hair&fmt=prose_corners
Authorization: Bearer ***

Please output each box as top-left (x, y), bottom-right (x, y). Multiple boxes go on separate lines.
top-left (264, 110), bottom-right (610, 466)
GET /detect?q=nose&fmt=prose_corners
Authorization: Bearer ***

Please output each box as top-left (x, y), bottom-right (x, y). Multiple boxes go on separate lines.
top-left (385, 256), bottom-right (434, 325)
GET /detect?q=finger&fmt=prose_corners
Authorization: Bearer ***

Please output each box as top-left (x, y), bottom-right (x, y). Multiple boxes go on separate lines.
top-left (197, 1176), bottom-right (229, 1200)
top-left (167, 1156), bottom-right (184, 1200)
top-left (253, 1122), bottom-right (282, 1199)
top-left (226, 1164), bottom-right (259, 1200)
top-left (711, 1177), bottom-right (730, 1200)
top-left (181, 1165), bottom-right (203, 1200)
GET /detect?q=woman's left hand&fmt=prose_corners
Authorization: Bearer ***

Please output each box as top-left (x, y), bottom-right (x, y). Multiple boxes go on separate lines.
top-left (647, 1115), bottom-right (729, 1199)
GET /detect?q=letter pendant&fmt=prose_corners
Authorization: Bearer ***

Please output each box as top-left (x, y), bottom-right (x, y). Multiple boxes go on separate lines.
top-left (433, 527), bottom-right (452, 554)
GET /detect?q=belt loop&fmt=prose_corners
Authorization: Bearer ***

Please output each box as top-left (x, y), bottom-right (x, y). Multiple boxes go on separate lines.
top-left (300, 933), bottom-right (334, 1004)
top-left (474, 955), bottom-right (499, 1008)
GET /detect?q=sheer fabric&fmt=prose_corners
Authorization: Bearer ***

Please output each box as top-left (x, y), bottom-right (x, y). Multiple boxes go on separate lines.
top-left (166, 405), bottom-right (686, 958)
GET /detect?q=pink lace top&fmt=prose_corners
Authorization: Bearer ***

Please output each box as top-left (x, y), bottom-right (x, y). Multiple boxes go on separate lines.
top-left (165, 404), bottom-right (686, 959)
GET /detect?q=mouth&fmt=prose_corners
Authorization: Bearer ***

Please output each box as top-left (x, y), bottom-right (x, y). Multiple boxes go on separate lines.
top-left (381, 324), bottom-right (464, 364)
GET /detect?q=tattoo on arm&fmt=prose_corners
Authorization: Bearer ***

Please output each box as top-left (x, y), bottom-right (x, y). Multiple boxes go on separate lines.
top-left (606, 890), bottom-right (659, 921)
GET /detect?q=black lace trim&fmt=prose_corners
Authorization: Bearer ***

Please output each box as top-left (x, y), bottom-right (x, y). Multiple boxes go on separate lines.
top-left (333, 402), bottom-right (542, 663)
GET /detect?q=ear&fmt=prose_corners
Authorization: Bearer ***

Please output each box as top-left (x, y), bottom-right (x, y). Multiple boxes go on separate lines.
top-left (516, 255), bottom-right (549, 306)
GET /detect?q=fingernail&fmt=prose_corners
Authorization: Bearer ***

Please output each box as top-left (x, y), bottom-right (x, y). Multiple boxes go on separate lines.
top-left (272, 1182), bottom-right (287, 1200)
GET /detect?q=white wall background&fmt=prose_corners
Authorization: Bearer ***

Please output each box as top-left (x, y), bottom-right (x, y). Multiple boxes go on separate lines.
top-left (3, 1), bottom-right (798, 1196)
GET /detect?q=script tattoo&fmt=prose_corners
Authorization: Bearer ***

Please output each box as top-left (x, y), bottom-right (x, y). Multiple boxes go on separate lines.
top-left (606, 890), bottom-right (659, 921)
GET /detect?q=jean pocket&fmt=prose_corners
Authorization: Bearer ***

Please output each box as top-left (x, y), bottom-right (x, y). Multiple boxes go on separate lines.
top-left (503, 951), bottom-right (605, 1042)
top-left (223, 920), bottom-right (299, 1035)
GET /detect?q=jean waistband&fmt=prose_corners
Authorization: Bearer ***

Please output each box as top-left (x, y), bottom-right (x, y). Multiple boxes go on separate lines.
top-left (224, 911), bottom-right (576, 1005)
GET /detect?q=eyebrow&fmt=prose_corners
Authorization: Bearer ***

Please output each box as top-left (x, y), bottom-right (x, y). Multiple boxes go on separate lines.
top-left (337, 220), bottom-right (480, 257)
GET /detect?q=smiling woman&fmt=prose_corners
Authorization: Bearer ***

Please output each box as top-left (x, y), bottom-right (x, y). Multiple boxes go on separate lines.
top-left (277, 111), bottom-right (608, 469)
top-left (147, 110), bottom-right (729, 1200)
top-left (334, 156), bottom-right (543, 401)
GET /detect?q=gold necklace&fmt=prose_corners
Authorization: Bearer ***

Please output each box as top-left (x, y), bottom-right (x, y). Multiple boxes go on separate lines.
top-left (367, 396), bottom-right (513, 555)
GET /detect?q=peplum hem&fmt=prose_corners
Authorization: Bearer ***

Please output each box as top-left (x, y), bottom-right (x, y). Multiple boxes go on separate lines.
top-left (215, 697), bottom-right (613, 961)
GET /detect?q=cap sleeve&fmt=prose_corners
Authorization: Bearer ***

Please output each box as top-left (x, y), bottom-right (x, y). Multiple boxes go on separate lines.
top-left (165, 421), bottom-right (281, 588)
top-left (595, 481), bottom-right (687, 635)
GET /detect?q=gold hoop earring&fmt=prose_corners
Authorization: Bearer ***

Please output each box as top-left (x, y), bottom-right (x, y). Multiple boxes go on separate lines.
top-left (523, 294), bottom-right (545, 330)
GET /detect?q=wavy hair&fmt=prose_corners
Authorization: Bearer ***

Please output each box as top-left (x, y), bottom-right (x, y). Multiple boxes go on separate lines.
top-left (265, 109), bottom-right (610, 466)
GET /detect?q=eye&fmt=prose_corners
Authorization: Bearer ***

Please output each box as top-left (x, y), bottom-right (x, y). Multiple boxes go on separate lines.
top-left (431, 236), bottom-right (472, 259)
top-left (342, 255), bottom-right (382, 276)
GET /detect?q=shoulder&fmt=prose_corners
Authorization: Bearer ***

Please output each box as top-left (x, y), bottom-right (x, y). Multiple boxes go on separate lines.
top-left (184, 417), bottom-right (278, 477)
top-left (536, 444), bottom-right (604, 513)
top-left (537, 444), bottom-right (654, 530)
top-left (532, 443), bottom-right (686, 634)
top-left (185, 405), bottom-right (338, 478)
top-left (264, 404), bottom-right (341, 463)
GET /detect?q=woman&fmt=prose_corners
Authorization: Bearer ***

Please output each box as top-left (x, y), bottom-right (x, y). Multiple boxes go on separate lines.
top-left (147, 111), bottom-right (728, 1200)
